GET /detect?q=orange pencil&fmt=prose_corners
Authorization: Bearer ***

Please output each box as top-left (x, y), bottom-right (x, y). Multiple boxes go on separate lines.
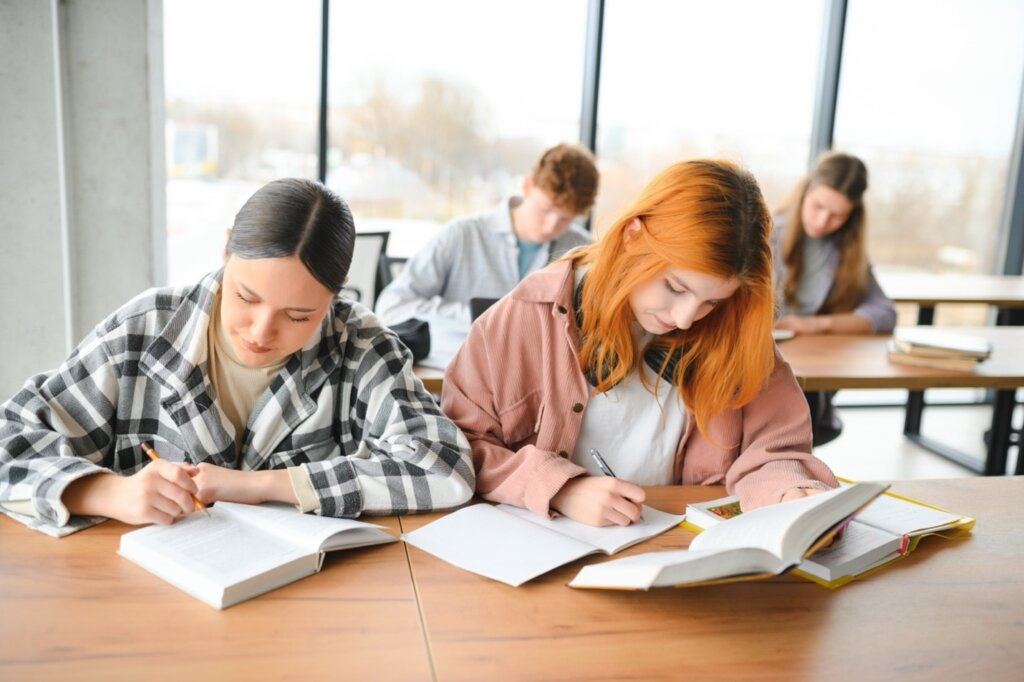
top-left (140, 441), bottom-right (209, 516)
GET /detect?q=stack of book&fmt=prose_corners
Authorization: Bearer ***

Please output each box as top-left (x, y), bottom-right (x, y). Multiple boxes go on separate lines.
top-left (886, 328), bottom-right (992, 371)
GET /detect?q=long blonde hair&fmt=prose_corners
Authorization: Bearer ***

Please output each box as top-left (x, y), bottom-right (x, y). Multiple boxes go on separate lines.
top-left (779, 151), bottom-right (869, 313)
top-left (571, 159), bottom-right (775, 437)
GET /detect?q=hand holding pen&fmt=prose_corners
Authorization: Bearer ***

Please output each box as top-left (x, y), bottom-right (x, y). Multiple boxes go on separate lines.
top-left (589, 448), bottom-right (645, 522)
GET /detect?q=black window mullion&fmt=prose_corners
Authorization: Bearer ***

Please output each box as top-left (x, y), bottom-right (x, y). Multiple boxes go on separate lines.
top-left (317, 0), bottom-right (329, 183)
top-left (808, 0), bottom-right (847, 163)
top-left (998, 65), bottom-right (1024, 277)
top-left (579, 0), bottom-right (604, 156)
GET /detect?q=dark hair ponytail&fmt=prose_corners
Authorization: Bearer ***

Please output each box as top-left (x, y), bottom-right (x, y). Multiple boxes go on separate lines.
top-left (227, 178), bottom-right (355, 293)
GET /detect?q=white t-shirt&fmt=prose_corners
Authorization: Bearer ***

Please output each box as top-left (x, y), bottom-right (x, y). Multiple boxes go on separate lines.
top-left (570, 360), bottom-right (687, 485)
top-left (568, 265), bottom-right (687, 485)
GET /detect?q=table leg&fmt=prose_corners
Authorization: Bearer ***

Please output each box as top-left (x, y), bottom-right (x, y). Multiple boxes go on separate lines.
top-left (903, 305), bottom-right (935, 436)
top-left (984, 390), bottom-right (1014, 475)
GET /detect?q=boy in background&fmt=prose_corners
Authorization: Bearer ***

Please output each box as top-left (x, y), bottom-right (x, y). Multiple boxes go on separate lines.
top-left (375, 143), bottom-right (599, 365)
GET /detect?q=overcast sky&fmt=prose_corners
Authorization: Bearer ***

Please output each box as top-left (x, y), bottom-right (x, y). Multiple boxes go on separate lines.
top-left (164, 0), bottom-right (1024, 156)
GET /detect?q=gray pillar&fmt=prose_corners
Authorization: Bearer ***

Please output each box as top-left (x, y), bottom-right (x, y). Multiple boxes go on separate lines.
top-left (0, 0), bottom-right (165, 398)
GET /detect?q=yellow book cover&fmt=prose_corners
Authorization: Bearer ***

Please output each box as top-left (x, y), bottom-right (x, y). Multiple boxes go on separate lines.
top-left (677, 480), bottom-right (973, 589)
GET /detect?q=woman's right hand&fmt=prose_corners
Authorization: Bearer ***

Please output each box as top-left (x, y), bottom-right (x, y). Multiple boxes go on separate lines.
top-left (550, 475), bottom-right (646, 526)
top-left (63, 460), bottom-right (200, 526)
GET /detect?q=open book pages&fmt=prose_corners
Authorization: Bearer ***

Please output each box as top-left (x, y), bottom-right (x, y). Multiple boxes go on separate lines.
top-left (569, 483), bottom-right (887, 590)
top-left (683, 483), bottom-right (972, 586)
top-left (771, 328), bottom-right (795, 342)
top-left (118, 502), bottom-right (396, 609)
top-left (401, 503), bottom-right (684, 587)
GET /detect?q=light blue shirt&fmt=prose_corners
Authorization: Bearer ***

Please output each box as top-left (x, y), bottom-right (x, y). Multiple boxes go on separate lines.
top-left (517, 240), bottom-right (544, 280)
top-left (375, 196), bottom-right (592, 366)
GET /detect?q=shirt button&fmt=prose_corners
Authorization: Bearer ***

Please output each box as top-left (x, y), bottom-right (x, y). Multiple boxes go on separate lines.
top-left (557, 305), bottom-right (567, 314)
top-left (557, 450), bottom-right (569, 458)
top-left (572, 402), bottom-right (583, 413)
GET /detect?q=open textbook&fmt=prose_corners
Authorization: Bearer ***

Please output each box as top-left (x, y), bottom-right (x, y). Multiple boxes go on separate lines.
top-left (401, 503), bottom-right (685, 586)
top-left (682, 482), bottom-right (975, 587)
top-left (119, 501), bottom-right (396, 609)
top-left (569, 482), bottom-right (888, 590)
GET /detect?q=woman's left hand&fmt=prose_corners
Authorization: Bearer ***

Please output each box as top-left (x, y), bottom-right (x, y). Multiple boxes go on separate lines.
top-left (775, 314), bottom-right (827, 335)
top-left (781, 487), bottom-right (826, 502)
top-left (192, 463), bottom-right (296, 506)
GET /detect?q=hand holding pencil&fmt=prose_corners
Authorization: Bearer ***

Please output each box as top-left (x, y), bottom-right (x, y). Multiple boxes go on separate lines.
top-left (141, 441), bottom-right (209, 517)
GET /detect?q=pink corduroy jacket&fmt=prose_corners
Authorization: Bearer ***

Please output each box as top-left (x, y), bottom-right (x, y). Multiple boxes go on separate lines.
top-left (441, 260), bottom-right (838, 517)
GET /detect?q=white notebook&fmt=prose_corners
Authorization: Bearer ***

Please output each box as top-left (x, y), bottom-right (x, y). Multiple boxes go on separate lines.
top-left (402, 503), bottom-right (685, 586)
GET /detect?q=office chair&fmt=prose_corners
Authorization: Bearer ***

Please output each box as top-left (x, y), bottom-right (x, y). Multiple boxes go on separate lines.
top-left (340, 231), bottom-right (389, 308)
top-left (376, 255), bottom-right (408, 301)
top-left (470, 297), bottom-right (500, 321)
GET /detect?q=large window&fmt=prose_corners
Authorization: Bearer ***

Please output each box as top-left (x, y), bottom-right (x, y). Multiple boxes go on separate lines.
top-left (594, 0), bottom-right (826, 232)
top-left (326, 0), bottom-right (587, 256)
top-left (834, 0), bottom-right (1024, 278)
top-left (164, 0), bottom-right (321, 285)
top-left (162, 1), bottom-right (1024, 290)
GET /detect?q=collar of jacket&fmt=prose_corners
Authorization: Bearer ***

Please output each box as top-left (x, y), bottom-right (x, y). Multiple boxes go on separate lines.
top-left (511, 260), bottom-right (683, 388)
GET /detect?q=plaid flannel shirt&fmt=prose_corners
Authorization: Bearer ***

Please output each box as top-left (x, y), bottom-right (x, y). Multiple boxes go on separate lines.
top-left (0, 271), bottom-right (474, 534)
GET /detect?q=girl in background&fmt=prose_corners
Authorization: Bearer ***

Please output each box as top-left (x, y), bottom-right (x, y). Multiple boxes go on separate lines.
top-left (774, 152), bottom-right (896, 445)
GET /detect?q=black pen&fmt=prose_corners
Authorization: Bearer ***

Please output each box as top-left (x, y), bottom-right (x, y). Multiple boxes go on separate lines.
top-left (589, 448), bottom-right (644, 522)
top-left (589, 448), bottom-right (617, 477)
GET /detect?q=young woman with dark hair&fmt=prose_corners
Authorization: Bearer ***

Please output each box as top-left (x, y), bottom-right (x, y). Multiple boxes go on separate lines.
top-left (0, 178), bottom-right (473, 535)
top-left (441, 160), bottom-right (838, 527)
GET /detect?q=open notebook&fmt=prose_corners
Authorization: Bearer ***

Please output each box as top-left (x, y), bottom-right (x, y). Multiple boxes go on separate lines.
top-left (402, 503), bottom-right (684, 586)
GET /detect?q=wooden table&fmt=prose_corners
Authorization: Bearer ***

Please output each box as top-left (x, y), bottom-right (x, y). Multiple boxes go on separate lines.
top-left (778, 327), bottom-right (1024, 475)
top-left (878, 272), bottom-right (1024, 314)
top-left (0, 515), bottom-right (432, 681)
top-left (2, 480), bottom-right (1021, 680)
top-left (401, 479), bottom-right (1024, 681)
top-left (878, 272), bottom-right (1024, 449)
top-left (778, 327), bottom-right (1024, 392)
top-left (413, 364), bottom-right (445, 394)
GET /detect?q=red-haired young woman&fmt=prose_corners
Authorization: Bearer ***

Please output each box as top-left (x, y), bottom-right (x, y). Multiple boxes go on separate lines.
top-left (441, 159), bottom-right (838, 527)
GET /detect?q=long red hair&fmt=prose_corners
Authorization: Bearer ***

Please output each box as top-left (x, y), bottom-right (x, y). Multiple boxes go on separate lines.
top-left (571, 159), bottom-right (776, 437)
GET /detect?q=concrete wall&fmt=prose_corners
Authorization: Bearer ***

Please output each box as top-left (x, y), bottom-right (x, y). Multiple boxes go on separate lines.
top-left (0, 0), bottom-right (164, 397)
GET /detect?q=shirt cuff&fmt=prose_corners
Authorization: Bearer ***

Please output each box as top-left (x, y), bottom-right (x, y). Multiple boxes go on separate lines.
top-left (287, 466), bottom-right (320, 513)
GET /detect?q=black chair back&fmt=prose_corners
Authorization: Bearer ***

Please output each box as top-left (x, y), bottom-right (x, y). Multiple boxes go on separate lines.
top-left (470, 297), bottom-right (499, 321)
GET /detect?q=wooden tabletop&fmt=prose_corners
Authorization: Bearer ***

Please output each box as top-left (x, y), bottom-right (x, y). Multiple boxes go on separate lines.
top-left (778, 326), bottom-right (1024, 391)
top-left (0, 515), bottom-right (432, 681)
top-left (3, 479), bottom-right (1022, 680)
top-left (878, 272), bottom-right (1024, 307)
top-left (413, 364), bottom-right (445, 394)
top-left (401, 478), bottom-right (1024, 682)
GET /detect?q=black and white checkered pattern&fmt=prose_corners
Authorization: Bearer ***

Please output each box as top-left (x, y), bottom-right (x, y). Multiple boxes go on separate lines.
top-left (0, 271), bottom-right (474, 534)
